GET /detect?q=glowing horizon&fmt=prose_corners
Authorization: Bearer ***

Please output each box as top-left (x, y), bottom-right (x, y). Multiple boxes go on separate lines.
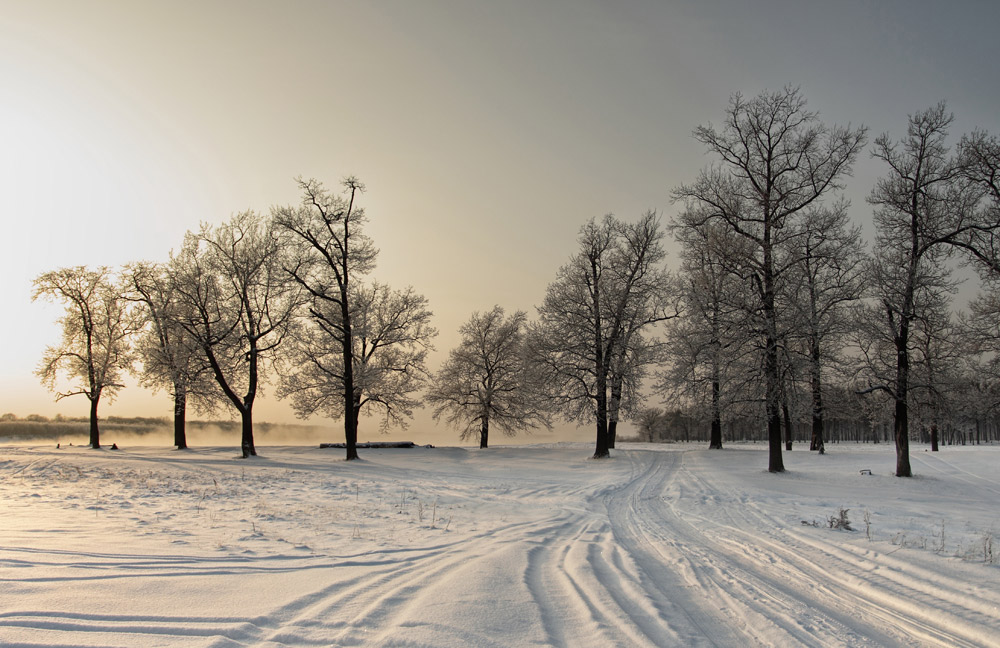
top-left (3, 1), bottom-right (999, 444)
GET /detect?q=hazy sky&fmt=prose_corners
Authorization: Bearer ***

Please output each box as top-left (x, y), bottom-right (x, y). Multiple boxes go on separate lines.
top-left (2, 1), bottom-right (999, 442)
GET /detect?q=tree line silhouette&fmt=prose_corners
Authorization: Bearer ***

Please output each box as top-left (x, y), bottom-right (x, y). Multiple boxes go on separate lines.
top-left (33, 88), bottom-right (1000, 474)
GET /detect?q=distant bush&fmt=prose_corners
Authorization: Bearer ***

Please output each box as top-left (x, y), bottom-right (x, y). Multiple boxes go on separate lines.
top-left (0, 418), bottom-right (168, 442)
top-left (0, 417), bottom-right (331, 444)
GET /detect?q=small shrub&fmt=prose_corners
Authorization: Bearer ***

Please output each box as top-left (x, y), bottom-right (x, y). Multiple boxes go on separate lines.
top-left (828, 507), bottom-right (852, 531)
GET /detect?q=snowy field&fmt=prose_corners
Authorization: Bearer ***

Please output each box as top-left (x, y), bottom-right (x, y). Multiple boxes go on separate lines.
top-left (1, 441), bottom-right (998, 647)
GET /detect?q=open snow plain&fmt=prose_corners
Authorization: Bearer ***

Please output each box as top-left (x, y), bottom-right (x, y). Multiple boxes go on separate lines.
top-left (1, 442), bottom-right (998, 647)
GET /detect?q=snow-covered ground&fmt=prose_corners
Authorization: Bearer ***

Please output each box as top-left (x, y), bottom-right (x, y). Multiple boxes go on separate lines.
top-left (1, 441), bottom-right (998, 647)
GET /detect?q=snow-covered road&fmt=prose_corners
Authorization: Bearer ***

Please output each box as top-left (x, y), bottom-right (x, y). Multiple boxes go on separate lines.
top-left (1, 443), bottom-right (997, 646)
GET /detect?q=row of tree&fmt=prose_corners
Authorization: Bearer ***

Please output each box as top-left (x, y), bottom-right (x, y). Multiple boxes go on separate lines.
top-left (34, 178), bottom-right (436, 460)
top-left (33, 87), bottom-right (1000, 475)
top-left (660, 90), bottom-right (1000, 476)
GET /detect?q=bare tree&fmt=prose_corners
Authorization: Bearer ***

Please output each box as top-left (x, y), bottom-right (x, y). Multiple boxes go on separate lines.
top-left (635, 406), bottom-right (667, 442)
top-left (274, 177), bottom-right (376, 460)
top-left (605, 220), bottom-right (679, 448)
top-left (673, 86), bottom-right (867, 472)
top-left (428, 306), bottom-right (549, 448)
top-left (127, 262), bottom-right (220, 449)
top-left (910, 300), bottom-right (963, 452)
top-left (663, 219), bottom-right (756, 449)
top-left (530, 211), bottom-right (673, 458)
top-left (957, 282), bottom-right (1000, 442)
top-left (280, 281), bottom-right (436, 434)
top-left (863, 103), bottom-right (996, 476)
top-left (956, 130), bottom-right (1000, 266)
top-left (783, 203), bottom-right (866, 453)
top-left (33, 266), bottom-right (138, 449)
top-left (172, 211), bottom-right (301, 458)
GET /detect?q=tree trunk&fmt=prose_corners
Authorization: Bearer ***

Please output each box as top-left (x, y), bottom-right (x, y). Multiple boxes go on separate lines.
top-left (594, 355), bottom-right (611, 458)
top-left (709, 375), bottom-right (722, 449)
top-left (894, 397), bottom-right (911, 476)
top-left (173, 383), bottom-right (187, 450)
top-left (593, 359), bottom-right (611, 458)
top-left (930, 423), bottom-right (939, 452)
top-left (480, 417), bottom-right (489, 449)
top-left (242, 346), bottom-right (258, 457)
top-left (783, 396), bottom-right (793, 452)
top-left (608, 373), bottom-right (623, 449)
top-left (342, 284), bottom-right (359, 461)
top-left (345, 393), bottom-right (361, 461)
top-left (809, 339), bottom-right (825, 453)
top-left (89, 396), bottom-right (101, 449)
top-left (240, 407), bottom-right (256, 458)
top-left (894, 330), bottom-right (912, 477)
top-left (765, 338), bottom-right (784, 472)
top-left (344, 395), bottom-right (359, 461)
top-left (594, 415), bottom-right (610, 458)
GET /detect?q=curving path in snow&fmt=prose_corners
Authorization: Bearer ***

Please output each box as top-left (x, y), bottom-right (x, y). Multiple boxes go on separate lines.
top-left (1, 443), bottom-right (998, 646)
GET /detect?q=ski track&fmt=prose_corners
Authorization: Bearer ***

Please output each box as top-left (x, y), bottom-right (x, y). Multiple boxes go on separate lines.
top-left (662, 452), bottom-right (1000, 648)
top-left (1, 445), bottom-right (998, 647)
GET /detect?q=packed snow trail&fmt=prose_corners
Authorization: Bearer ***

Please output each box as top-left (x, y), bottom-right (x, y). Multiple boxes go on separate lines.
top-left (606, 450), bottom-right (999, 647)
top-left (1, 443), bottom-right (998, 647)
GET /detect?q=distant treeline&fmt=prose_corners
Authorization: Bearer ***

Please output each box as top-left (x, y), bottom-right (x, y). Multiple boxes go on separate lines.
top-left (622, 406), bottom-right (1000, 447)
top-left (0, 414), bottom-right (327, 442)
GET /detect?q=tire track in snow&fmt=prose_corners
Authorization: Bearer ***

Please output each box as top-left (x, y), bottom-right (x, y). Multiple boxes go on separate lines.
top-left (603, 452), bottom-right (802, 647)
top-left (669, 450), bottom-right (998, 647)
top-left (7, 445), bottom-right (996, 647)
top-left (247, 459), bottom-right (702, 646)
top-left (246, 513), bottom-right (581, 646)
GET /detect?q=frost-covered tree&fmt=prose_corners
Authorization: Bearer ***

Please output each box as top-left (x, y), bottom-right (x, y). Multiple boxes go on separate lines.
top-left (172, 211), bottom-right (302, 458)
top-left (673, 86), bottom-right (867, 472)
top-left (127, 261), bottom-right (220, 449)
top-left (530, 212), bottom-right (673, 458)
top-left (274, 177), bottom-right (377, 460)
top-left (33, 266), bottom-right (138, 449)
top-left (782, 203), bottom-right (866, 453)
top-left (428, 306), bottom-right (549, 448)
top-left (279, 282), bottom-right (436, 434)
top-left (862, 103), bottom-right (998, 476)
top-left (909, 300), bottom-right (964, 452)
top-left (662, 219), bottom-right (756, 449)
top-left (635, 407), bottom-right (667, 442)
top-left (956, 129), bottom-right (1000, 265)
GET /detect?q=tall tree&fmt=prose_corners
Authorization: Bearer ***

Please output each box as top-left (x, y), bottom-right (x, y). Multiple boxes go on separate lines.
top-left (673, 86), bottom-right (867, 472)
top-left (635, 407), bottom-right (666, 442)
top-left (172, 211), bottom-right (301, 458)
top-left (783, 203), bottom-right (866, 453)
top-left (531, 212), bottom-right (672, 458)
top-left (909, 299), bottom-right (963, 452)
top-left (663, 219), bottom-right (756, 449)
top-left (864, 103), bottom-right (996, 476)
top-left (127, 262), bottom-right (220, 449)
top-left (33, 266), bottom-right (138, 449)
top-left (279, 281), bottom-right (436, 434)
top-left (428, 306), bottom-right (549, 448)
top-left (274, 176), bottom-right (377, 460)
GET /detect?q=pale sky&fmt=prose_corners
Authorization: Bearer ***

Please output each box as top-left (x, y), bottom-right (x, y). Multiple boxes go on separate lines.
top-left (2, 1), bottom-right (999, 443)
